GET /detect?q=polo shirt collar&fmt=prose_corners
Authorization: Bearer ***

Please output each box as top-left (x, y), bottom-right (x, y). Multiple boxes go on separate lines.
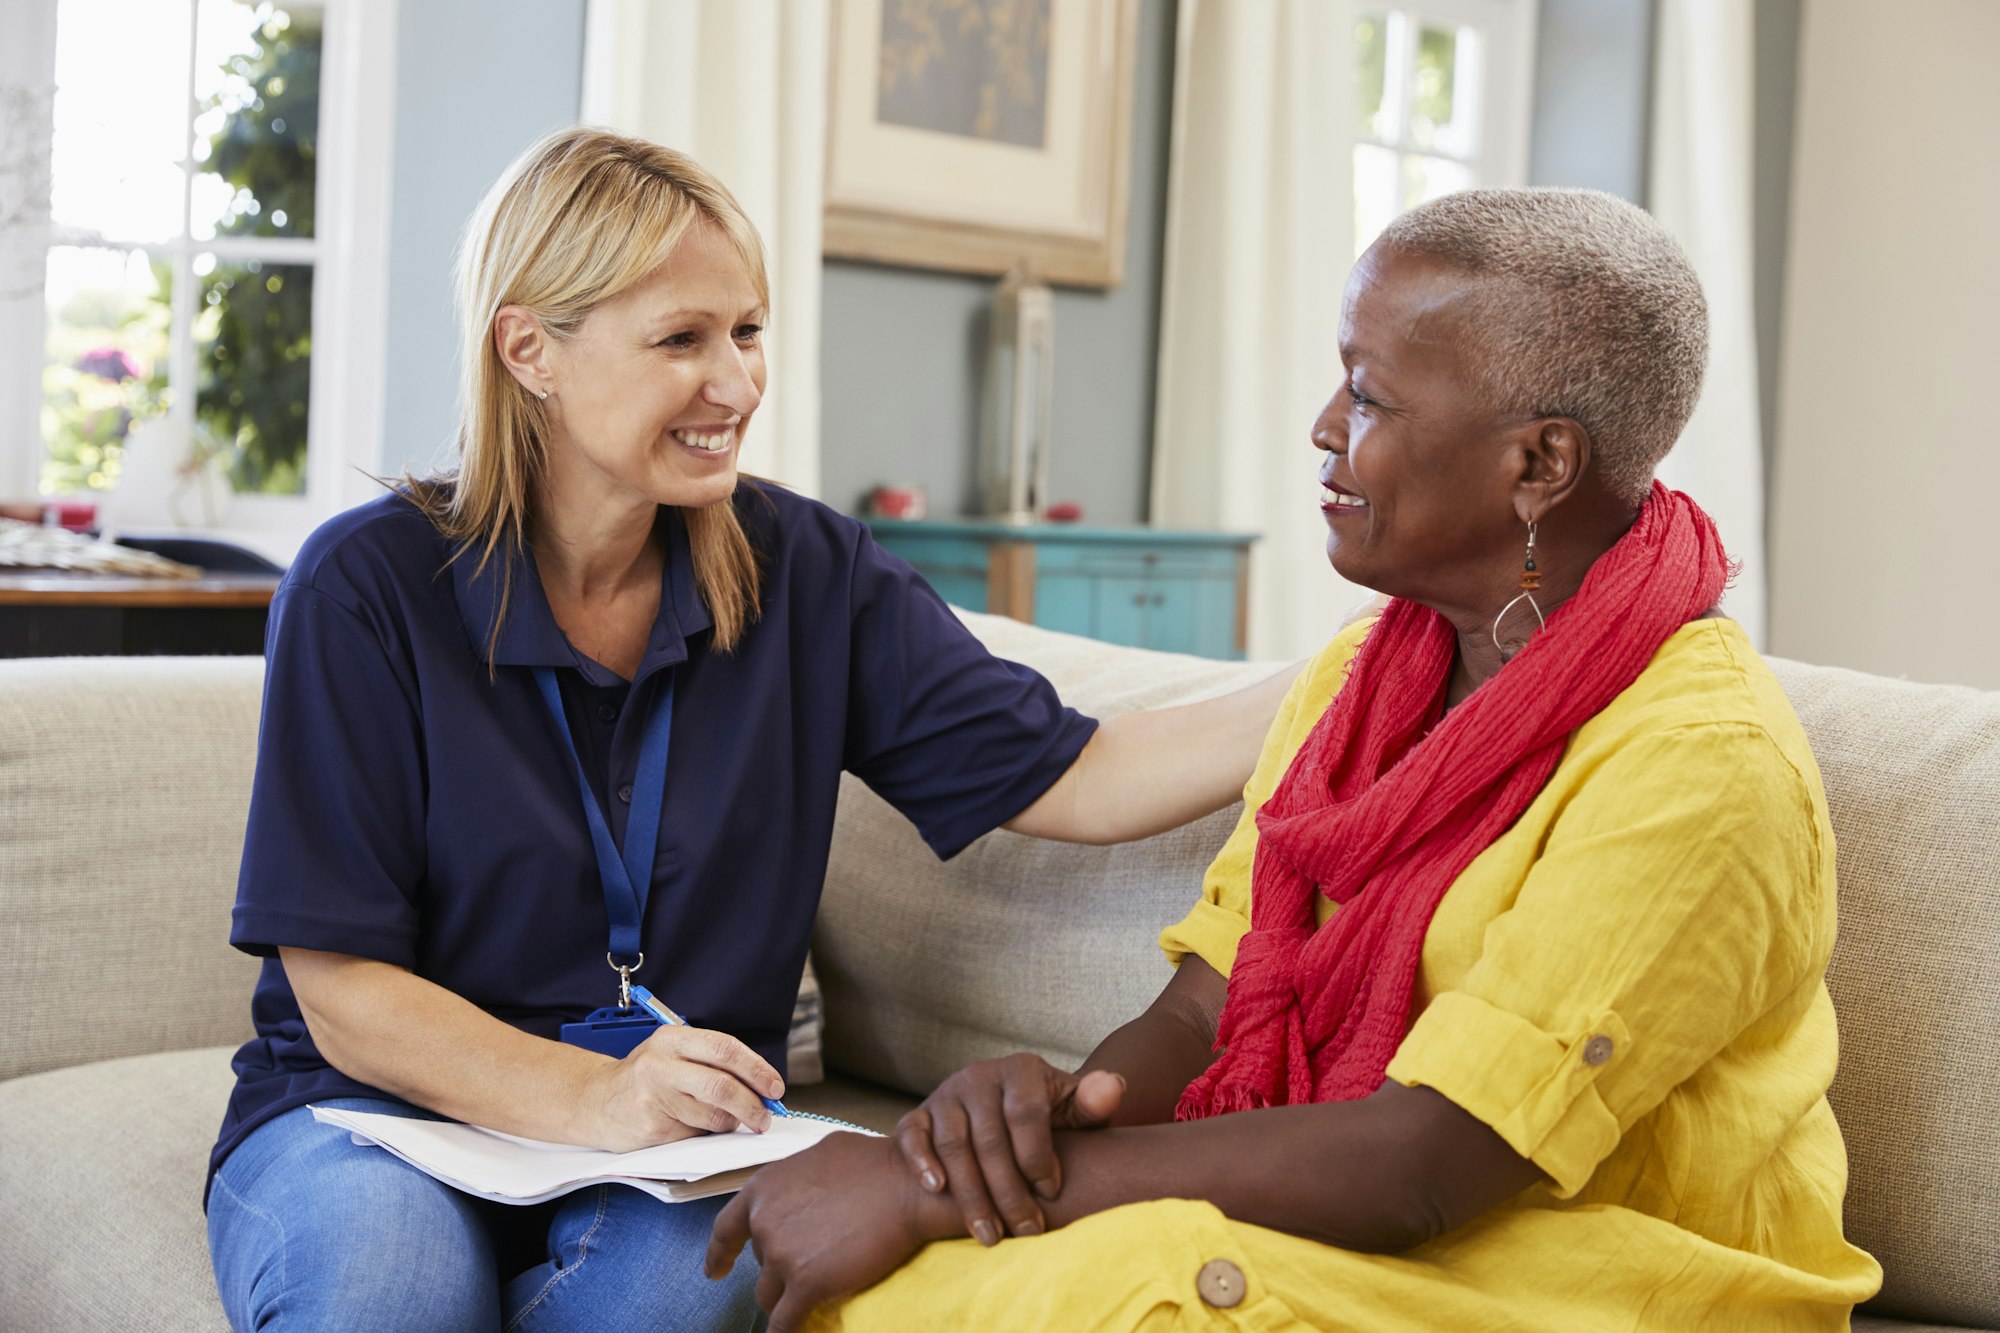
top-left (451, 508), bottom-right (713, 678)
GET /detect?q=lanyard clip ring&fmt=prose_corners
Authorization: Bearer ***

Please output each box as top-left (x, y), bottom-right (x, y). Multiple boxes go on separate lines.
top-left (607, 952), bottom-right (644, 1010)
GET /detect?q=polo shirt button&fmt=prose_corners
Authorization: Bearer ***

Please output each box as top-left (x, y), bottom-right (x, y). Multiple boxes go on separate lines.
top-left (1195, 1258), bottom-right (1244, 1308)
top-left (617, 784), bottom-right (634, 803)
top-left (597, 703), bottom-right (618, 722)
top-left (1583, 1034), bottom-right (1615, 1066)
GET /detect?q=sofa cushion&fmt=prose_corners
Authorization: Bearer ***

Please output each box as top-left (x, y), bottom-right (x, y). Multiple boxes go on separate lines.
top-left (1772, 657), bottom-right (2000, 1328)
top-left (0, 654), bottom-right (836, 1091)
top-left (815, 611), bottom-right (1281, 1092)
top-left (0, 657), bottom-right (264, 1083)
top-left (818, 615), bottom-right (2000, 1328)
top-left (0, 1047), bottom-right (236, 1331)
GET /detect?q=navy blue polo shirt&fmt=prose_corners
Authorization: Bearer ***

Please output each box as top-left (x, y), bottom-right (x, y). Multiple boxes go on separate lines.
top-left (212, 482), bottom-right (1096, 1187)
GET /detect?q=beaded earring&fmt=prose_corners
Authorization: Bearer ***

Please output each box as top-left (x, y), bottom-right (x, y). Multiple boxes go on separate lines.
top-left (1490, 520), bottom-right (1546, 659)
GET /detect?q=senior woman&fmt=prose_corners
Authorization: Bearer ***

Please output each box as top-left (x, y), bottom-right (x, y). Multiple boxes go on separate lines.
top-left (705, 189), bottom-right (1884, 1330)
top-left (202, 127), bottom-right (1299, 1333)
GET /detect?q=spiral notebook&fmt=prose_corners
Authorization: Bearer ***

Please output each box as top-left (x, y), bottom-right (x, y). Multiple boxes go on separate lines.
top-left (310, 1105), bottom-right (876, 1205)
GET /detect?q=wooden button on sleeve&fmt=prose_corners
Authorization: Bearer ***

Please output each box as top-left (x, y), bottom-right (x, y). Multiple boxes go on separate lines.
top-left (1196, 1257), bottom-right (1245, 1308)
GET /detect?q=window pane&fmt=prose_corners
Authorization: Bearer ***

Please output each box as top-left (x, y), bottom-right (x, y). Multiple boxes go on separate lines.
top-left (192, 1), bottom-right (320, 240)
top-left (195, 257), bottom-right (312, 494)
top-left (40, 246), bottom-right (172, 495)
top-left (50, 0), bottom-right (192, 244)
top-left (1354, 144), bottom-right (1400, 257)
top-left (1402, 154), bottom-right (1473, 210)
top-left (1356, 12), bottom-right (1389, 141)
top-left (1408, 23), bottom-right (1479, 158)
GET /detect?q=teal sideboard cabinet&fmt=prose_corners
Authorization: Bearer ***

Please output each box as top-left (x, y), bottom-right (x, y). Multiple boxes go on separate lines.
top-left (867, 518), bottom-right (1258, 660)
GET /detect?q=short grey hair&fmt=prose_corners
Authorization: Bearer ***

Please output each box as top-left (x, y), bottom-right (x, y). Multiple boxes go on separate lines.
top-left (1376, 188), bottom-right (1708, 505)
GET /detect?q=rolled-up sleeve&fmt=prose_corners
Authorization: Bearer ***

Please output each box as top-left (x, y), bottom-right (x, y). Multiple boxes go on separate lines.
top-left (1385, 722), bottom-right (1826, 1197)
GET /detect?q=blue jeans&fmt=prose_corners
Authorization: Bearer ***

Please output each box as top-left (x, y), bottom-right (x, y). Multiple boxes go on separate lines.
top-left (208, 1098), bottom-right (761, 1332)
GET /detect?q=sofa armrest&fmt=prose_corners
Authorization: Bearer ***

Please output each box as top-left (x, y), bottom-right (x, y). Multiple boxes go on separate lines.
top-left (0, 657), bottom-right (265, 1082)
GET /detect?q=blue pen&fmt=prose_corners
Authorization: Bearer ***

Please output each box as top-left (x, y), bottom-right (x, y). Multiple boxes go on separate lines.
top-left (630, 984), bottom-right (790, 1118)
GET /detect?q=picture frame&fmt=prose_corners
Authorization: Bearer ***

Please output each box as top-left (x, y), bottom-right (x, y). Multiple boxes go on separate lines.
top-left (824, 0), bottom-right (1139, 287)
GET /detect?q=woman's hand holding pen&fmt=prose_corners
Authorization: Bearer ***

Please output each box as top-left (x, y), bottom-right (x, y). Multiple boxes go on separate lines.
top-left (893, 1052), bottom-right (1125, 1244)
top-left (574, 1025), bottom-right (788, 1151)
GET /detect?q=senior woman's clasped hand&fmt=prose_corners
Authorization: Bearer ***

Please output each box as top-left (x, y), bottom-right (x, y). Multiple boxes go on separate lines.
top-left (703, 189), bottom-right (1882, 1332)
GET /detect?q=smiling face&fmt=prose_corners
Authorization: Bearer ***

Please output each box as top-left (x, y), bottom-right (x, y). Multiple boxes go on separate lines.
top-left (1311, 242), bottom-right (1543, 616)
top-left (536, 220), bottom-right (767, 516)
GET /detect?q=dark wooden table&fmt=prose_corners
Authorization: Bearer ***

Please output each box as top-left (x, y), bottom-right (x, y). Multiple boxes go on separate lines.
top-left (0, 571), bottom-right (282, 657)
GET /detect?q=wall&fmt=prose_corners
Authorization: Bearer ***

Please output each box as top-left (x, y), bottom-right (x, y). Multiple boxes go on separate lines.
top-left (1751, 0), bottom-right (1801, 472)
top-left (377, 0), bottom-right (588, 479)
top-left (822, 0), bottom-right (1678, 526)
top-left (816, 0), bottom-right (1179, 523)
top-left (1770, 0), bottom-right (2000, 688)
top-left (359, 0), bottom-right (1821, 589)
top-left (1526, 0), bottom-right (1654, 201)
top-left (1527, 0), bottom-right (1803, 515)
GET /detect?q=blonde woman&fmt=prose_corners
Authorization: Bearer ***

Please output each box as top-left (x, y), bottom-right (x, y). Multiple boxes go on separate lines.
top-left (201, 128), bottom-right (1296, 1332)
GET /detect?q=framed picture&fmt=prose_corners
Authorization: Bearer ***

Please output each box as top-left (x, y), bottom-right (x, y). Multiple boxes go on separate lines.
top-left (824, 0), bottom-right (1139, 287)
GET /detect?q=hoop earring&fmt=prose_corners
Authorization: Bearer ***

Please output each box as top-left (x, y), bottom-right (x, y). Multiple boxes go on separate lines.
top-left (1490, 520), bottom-right (1545, 659)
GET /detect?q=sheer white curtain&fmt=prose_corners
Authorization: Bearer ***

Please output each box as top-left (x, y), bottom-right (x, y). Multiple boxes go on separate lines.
top-left (581, 0), bottom-right (824, 497)
top-left (1150, 0), bottom-right (1363, 663)
top-left (0, 2), bottom-right (58, 501)
top-left (1648, 0), bottom-right (1766, 645)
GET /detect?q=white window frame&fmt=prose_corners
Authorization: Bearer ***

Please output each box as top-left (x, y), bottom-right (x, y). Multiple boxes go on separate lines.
top-left (1355, 0), bottom-right (1539, 238)
top-left (0, 0), bottom-right (398, 563)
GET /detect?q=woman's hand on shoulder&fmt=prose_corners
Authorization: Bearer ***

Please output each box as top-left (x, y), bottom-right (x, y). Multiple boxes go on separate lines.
top-left (573, 1025), bottom-right (786, 1151)
top-left (894, 1052), bottom-right (1125, 1244)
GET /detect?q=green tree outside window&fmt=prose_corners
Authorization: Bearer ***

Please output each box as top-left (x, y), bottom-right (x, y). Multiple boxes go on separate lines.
top-left (197, 4), bottom-right (319, 495)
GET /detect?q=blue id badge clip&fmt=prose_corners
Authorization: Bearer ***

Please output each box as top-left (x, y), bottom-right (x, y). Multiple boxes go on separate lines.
top-left (559, 1006), bottom-right (658, 1058)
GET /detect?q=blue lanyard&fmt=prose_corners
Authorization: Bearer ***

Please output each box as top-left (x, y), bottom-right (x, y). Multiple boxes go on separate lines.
top-left (533, 667), bottom-right (673, 985)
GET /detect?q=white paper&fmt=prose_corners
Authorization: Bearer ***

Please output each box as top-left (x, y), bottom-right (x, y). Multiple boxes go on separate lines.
top-left (311, 1106), bottom-right (874, 1206)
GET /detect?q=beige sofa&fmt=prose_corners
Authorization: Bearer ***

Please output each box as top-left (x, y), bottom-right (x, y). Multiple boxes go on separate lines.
top-left (0, 611), bottom-right (1994, 1331)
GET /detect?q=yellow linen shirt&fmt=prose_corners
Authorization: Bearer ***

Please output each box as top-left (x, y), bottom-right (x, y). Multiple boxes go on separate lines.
top-left (817, 618), bottom-right (1882, 1332)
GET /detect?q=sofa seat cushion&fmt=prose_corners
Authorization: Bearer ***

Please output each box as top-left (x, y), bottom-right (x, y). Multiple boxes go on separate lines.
top-left (0, 1047), bottom-right (235, 1332)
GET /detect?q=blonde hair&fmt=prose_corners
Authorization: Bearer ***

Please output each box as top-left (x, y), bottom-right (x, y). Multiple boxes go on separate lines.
top-left (406, 126), bottom-right (769, 660)
top-left (1376, 188), bottom-right (1708, 505)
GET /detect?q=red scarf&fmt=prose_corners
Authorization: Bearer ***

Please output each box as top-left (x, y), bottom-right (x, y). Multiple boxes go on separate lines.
top-left (1177, 483), bottom-right (1729, 1119)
